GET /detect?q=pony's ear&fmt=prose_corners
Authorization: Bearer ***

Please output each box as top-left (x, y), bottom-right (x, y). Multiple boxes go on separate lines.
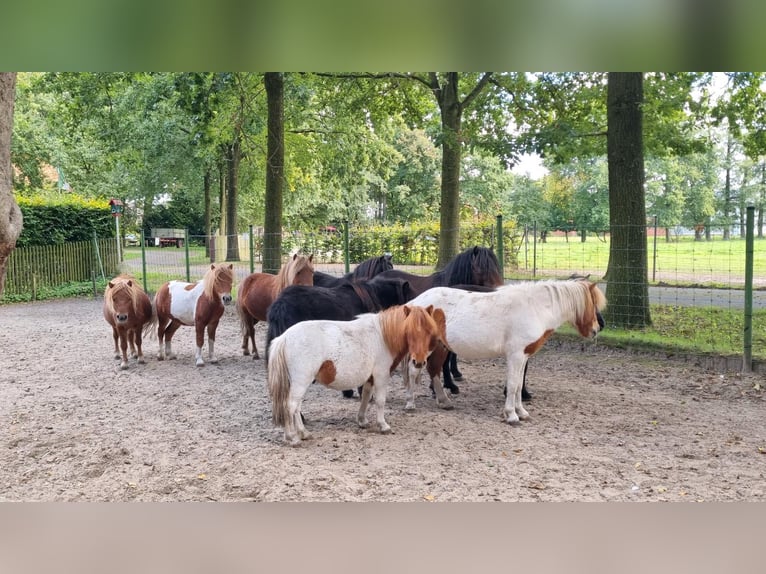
top-left (402, 305), bottom-right (411, 317)
top-left (210, 264), bottom-right (216, 270)
top-left (127, 280), bottom-right (133, 287)
top-left (425, 304), bottom-right (434, 315)
top-left (108, 281), bottom-right (115, 289)
top-left (309, 254), bottom-right (313, 262)
top-left (292, 253), bottom-right (297, 260)
top-left (228, 264), bottom-right (233, 270)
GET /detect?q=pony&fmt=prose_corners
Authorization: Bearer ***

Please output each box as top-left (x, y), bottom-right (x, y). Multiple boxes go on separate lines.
top-left (237, 253), bottom-right (314, 359)
top-left (312, 254), bottom-right (393, 288)
top-left (154, 263), bottom-right (235, 367)
top-left (265, 274), bottom-right (417, 360)
top-left (268, 304), bottom-right (447, 445)
top-left (103, 275), bottom-right (154, 370)
top-left (403, 279), bottom-right (607, 423)
top-left (343, 245), bottom-right (504, 398)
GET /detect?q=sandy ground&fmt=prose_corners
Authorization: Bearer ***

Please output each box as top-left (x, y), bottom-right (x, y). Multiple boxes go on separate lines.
top-left (1, 296), bottom-right (765, 502)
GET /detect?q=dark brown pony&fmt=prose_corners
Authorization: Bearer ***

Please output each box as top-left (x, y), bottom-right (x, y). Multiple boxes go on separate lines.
top-left (312, 254), bottom-right (393, 288)
top-left (237, 253), bottom-right (314, 359)
top-left (103, 275), bottom-right (154, 370)
top-left (341, 245), bottom-right (503, 397)
top-left (154, 263), bottom-right (235, 367)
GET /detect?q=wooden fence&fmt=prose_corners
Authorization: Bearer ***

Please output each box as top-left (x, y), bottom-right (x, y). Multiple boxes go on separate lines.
top-left (3, 237), bottom-right (120, 298)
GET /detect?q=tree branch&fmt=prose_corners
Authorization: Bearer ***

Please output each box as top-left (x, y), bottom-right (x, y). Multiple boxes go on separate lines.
top-left (462, 72), bottom-right (493, 109)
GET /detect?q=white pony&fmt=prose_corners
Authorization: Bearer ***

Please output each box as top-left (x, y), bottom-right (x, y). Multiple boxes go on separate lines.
top-left (268, 304), bottom-right (446, 446)
top-left (404, 279), bottom-right (607, 424)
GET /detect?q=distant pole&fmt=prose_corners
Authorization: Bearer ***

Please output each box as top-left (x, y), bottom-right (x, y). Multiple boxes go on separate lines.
top-left (115, 214), bottom-right (122, 262)
top-left (140, 228), bottom-right (148, 292)
top-left (495, 214), bottom-right (504, 279)
top-left (533, 221), bottom-right (538, 278)
top-left (743, 205), bottom-right (754, 373)
top-left (249, 224), bottom-right (255, 274)
top-left (652, 215), bottom-right (658, 282)
top-left (184, 228), bottom-right (191, 282)
top-left (343, 220), bottom-right (350, 274)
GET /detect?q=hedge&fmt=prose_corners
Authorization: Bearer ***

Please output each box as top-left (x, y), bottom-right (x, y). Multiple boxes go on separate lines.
top-left (15, 194), bottom-right (114, 247)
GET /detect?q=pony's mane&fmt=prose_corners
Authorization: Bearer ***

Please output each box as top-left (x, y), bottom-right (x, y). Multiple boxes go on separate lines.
top-left (279, 254), bottom-right (314, 289)
top-left (351, 254), bottom-right (393, 281)
top-left (105, 275), bottom-right (145, 315)
top-left (202, 264), bottom-right (234, 300)
top-left (350, 281), bottom-right (382, 312)
top-left (378, 305), bottom-right (438, 356)
top-left (515, 279), bottom-right (606, 333)
top-left (437, 246), bottom-right (502, 288)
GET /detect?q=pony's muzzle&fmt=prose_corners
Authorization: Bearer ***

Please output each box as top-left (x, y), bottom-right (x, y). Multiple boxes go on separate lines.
top-left (116, 314), bottom-right (128, 323)
top-left (222, 294), bottom-right (233, 305)
top-left (411, 358), bottom-right (425, 369)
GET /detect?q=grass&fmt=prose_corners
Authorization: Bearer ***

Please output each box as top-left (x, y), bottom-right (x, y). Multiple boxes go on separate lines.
top-left (557, 304), bottom-right (766, 361)
top-left (511, 234), bottom-right (766, 286)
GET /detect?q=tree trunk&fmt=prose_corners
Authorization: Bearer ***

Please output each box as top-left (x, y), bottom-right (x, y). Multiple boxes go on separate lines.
top-left (604, 73), bottom-right (651, 328)
top-left (263, 72), bottom-right (284, 275)
top-left (225, 139), bottom-right (240, 261)
top-left (216, 156), bottom-right (227, 262)
top-left (436, 73), bottom-right (462, 270)
top-left (0, 72), bottom-right (21, 298)
top-left (722, 135), bottom-right (732, 240)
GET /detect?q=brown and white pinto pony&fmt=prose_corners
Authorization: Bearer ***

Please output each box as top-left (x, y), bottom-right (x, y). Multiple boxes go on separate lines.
top-left (268, 304), bottom-right (447, 446)
top-left (154, 263), bottom-right (235, 367)
top-left (237, 253), bottom-right (314, 359)
top-left (103, 275), bottom-right (154, 370)
top-left (405, 279), bottom-right (607, 423)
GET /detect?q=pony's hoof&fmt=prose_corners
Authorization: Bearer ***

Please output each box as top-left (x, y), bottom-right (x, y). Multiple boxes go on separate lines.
top-left (342, 389), bottom-right (355, 399)
top-left (437, 402), bottom-right (454, 411)
top-left (119, 363), bottom-right (129, 371)
top-left (404, 403), bottom-right (416, 412)
top-left (137, 357), bottom-right (146, 364)
top-left (452, 375), bottom-right (464, 382)
top-left (209, 358), bottom-right (219, 364)
top-left (379, 426), bottom-right (392, 434)
top-left (358, 420), bottom-right (370, 429)
top-left (195, 360), bottom-right (205, 367)
top-left (242, 349), bottom-right (250, 356)
top-left (168, 355), bottom-right (177, 361)
top-left (114, 354), bottom-right (121, 360)
top-left (445, 384), bottom-right (460, 395)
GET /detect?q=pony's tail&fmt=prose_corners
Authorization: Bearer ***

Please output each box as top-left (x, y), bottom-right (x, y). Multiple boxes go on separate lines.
top-left (142, 302), bottom-right (158, 340)
top-left (267, 335), bottom-right (291, 428)
top-left (235, 294), bottom-right (250, 337)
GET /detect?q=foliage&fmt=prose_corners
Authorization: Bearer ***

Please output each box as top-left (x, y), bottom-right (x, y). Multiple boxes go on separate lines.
top-left (15, 192), bottom-right (113, 246)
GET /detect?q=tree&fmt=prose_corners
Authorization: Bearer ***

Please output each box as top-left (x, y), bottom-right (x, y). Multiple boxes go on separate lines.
top-left (263, 72), bottom-right (284, 275)
top-left (0, 72), bottom-right (22, 297)
top-left (605, 72), bottom-right (651, 328)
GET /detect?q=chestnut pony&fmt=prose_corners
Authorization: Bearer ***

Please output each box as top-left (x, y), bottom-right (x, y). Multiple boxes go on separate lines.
top-left (268, 304), bottom-right (447, 446)
top-left (237, 253), bottom-right (314, 359)
top-left (154, 263), bottom-right (235, 366)
top-left (103, 275), bottom-right (154, 370)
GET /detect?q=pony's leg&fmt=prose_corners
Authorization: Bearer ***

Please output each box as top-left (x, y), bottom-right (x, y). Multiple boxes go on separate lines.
top-left (426, 352), bottom-right (453, 410)
top-left (250, 320), bottom-right (260, 360)
top-left (403, 359), bottom-right (416, 411)
top-left (372, 374), bottom-right (391, 434)
top-left (128, 329), bottom-right (138, 359)
top-left (134, 329), bottom-right (146, 364)
top-left (112, 327), bottom-right (121, 360)
top-left (294, 396), bottom-right (312, 441)
top-left (502, 354), bottom-right (529, 425)
top-left (156, 317), bottom-right (168, 360)
top-left (442, 358), bottom-right (460, 395)
top-left (449, 353), bottom-right (464, 382)
top-left (357, 378), bottom-right (374, 428)
top-left (164, 321), bottom-right (181, 360)
top-left (206, 319), bottom-right (221, 364)
top-left (284, 388), bottom-right (307, 446)
top-left (118, 331), bottom-right (130, 370)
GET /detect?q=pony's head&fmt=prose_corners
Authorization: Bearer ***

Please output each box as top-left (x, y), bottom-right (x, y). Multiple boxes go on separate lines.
top-left (203, 263), bottom-right (235, 305)
top-left (572, 279), bottom-right (607, 338)
top-left (281, 253), bottom-right (314, 289)
top-left (443, 246), bottom-right (503, 288)
top-left (399, 305), bottom-right (448, 369)
top-left (104, 275), bottom-right (144, 324)
top-left (352, 253), bottom-right (394, 281)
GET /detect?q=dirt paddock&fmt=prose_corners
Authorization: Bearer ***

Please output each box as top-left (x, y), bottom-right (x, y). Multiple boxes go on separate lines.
top-left (1, 296), bottom-right (764, 501)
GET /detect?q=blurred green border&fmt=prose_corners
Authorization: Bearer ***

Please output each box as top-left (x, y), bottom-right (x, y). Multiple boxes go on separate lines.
top-left (2, 1), bottom-right (765, 70)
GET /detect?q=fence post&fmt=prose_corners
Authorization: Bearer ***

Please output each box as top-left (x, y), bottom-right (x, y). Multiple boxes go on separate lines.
top-left (496, 214), bottom-right (504, 279)
top-left (249, 224), bottom-right (255, 274)
top-left (140, 228), bottom-right (148, 293)
top-left (93, 231), bottom-right (105, 281)
top-left (184, 228), bottom-right (191, 283)
top-left (343, 220), bottom-right (350, 274)
top-left (743, 205), bottom-right (754, 373)
top-left (652, 215), bottom-right (658, 282)
top-left (533, 221), bottom-right (538, 278)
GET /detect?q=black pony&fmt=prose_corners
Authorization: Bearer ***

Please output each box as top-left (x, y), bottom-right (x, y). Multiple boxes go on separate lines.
top-left (313, 254), bottom-right (394, 288)
top-left (265, 274), bottom-right (416, 360)
top-left (339, 245), bottom-right (504, 398)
